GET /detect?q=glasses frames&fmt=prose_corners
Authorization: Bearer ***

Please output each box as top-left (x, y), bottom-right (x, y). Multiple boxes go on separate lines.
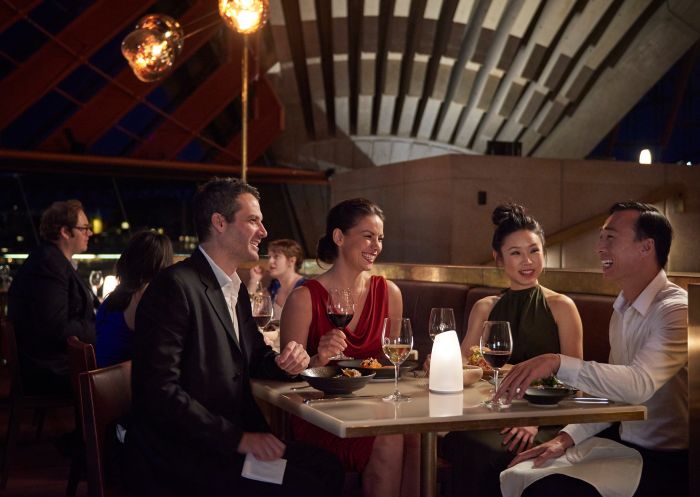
top-left (72, 225), bottom-right (93, 234)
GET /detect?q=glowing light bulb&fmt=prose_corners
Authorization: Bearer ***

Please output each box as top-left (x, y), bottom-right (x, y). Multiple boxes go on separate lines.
top-left (219, 0), bottom-right (269, 34)
top-left (136, 14), bottom-right (184, 57)
top-left (639, 148), bottom-right (652, 165)
top-left (122, 14), bottom-right (183, 82)
top-left (92, 217), bottom-right (103, 235)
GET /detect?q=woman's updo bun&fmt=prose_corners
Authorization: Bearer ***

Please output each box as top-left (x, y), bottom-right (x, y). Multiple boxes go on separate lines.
top-left (316, 198), bottom-right (385, 265)
top-left (490, 203), bottom-right (544, 254)
top-left (491, 203), bottom-right (526, 227)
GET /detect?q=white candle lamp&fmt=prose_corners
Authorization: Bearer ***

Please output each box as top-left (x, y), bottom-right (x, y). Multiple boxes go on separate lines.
top-left (429, 330), bottom-right (463, 393)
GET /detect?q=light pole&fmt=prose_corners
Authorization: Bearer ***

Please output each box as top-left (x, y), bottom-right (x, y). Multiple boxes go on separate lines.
top-left (219, 0), bottom-right (269, 183)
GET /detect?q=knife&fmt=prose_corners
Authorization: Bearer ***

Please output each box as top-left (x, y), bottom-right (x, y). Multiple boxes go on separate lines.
top-left (570, 397), bottom-right (611, 403)
top-left (303, 395), bottom-right (380, 404)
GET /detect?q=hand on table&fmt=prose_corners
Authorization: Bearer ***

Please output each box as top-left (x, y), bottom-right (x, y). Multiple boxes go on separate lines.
top-left (507, 432), bottom-right (574, 468)
top-left (496, 353), bottom-right (561, 404)
top-left (238, 432), bottom-right (286, 461)
top-left (314, 328), bottom-right (347, 365)
top-left (501, 426), bottom-right (538, 453)
top-left (275, 341), bottom-right (310, 375)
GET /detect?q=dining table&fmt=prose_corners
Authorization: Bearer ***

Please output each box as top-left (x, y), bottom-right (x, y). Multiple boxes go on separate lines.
top-left (252, 374), bottom-right (647, 497)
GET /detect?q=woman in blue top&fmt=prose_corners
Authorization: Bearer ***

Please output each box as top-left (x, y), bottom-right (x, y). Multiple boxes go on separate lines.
top-left (95, 230), bottom-right (173, 367)
top-left (248, 239), bottom-right (306, 320)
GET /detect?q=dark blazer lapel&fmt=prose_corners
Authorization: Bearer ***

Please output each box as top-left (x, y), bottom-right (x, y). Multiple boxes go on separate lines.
top-left (71, 267), bottom-right (98, 310)
top-left (191, 250), bottom-right (241, 351)
top-left (53, 244), bottom-right (96, 312)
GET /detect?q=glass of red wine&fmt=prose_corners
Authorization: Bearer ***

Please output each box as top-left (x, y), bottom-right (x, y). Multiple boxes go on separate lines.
top-left (480, 320), bottom-right (513, 408)
top-left (252, 292), bottom-right (273, 333)
top-left (326, 288), bottom-right (354, 360)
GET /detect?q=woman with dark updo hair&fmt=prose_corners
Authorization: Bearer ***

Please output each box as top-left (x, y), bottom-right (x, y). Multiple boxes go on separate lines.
top-left (441, 203), bottom-right (583, 497)
top-left (281, 198), bottom-right (419, 497)
top-left (95, 230), bottom-right (173, 367)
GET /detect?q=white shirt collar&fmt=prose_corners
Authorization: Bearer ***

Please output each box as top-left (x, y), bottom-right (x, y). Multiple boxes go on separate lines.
top-left (613, 269), bottom-right (667, 316)
top-left (198, 246), bottom-right (242, 296)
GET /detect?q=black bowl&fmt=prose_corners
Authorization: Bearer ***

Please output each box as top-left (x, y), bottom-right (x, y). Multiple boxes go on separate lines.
top-left (336, 359), bottom-right (418, 379)
top-left (524, 386), bottom-right (576, 406)
top-left (300, 367), bottom-right (375, 395)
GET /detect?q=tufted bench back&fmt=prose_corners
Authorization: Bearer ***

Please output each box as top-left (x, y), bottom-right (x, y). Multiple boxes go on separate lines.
top-left (393, 280), bottom-right (471, 361)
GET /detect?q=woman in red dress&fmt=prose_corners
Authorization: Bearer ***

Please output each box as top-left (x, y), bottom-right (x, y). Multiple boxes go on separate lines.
top-left (281, 198), bottom-right (419, 497)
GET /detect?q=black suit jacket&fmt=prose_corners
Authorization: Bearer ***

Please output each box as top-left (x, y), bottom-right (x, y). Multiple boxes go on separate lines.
top-left (8, 243), bottom-right (97, 377)
top-left (128, 248), bottom-right (289, 488)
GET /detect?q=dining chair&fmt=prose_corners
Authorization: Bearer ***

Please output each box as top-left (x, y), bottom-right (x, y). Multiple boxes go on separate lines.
top-left (0, 318), bottom-right (75, 490)
top-left (66, 336), bottom-right (98, 497)
top-left (79, 361), bottom-right (132, 497)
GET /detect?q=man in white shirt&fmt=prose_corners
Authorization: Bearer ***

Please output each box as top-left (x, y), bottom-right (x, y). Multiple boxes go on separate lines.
top-left (497, 201), bottom-right (688, 497)
top-left (125, 178), bottom-right (343, 497)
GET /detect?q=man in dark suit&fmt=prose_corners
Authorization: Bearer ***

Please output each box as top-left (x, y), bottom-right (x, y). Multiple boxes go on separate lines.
top-left (8, 199), bottom-right (97, 395)
top-left (126, 178), bottom-right (343, 497)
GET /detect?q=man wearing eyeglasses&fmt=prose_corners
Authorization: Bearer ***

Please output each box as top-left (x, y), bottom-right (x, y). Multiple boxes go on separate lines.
top-left (8, 199), bottom-right (98, 396)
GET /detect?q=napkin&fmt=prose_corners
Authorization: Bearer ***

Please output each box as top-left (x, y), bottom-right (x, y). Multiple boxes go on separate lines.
top-left (500, 437), bottom-right (642, 497)
top-left (241, 453), bottom-right (287, 485)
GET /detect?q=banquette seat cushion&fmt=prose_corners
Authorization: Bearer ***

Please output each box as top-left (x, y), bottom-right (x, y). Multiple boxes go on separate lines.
top-left (566, 293), bottom-right (614, 363)
top-left (393, 280), bottom-right (470, 361)
top-left (394, 281), bottom-right (614, 364)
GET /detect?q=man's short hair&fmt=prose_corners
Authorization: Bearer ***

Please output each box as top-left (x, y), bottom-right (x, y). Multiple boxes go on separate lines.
top-left (193, 177), bottom-right (260, 242)
top-left (39, 199), bottom-right (84, 242)
top-left (609, 201), bottom-right (673, 268)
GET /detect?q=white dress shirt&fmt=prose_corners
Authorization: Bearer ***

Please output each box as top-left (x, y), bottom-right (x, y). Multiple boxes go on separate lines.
top-left (558, 270), bottom-right (688, 450)
top-left (199, 246), bottom-right (242, 342)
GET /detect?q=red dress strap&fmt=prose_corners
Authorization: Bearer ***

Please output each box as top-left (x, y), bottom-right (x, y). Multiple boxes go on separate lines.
top-left (303, 276), bottom-right (388, 359)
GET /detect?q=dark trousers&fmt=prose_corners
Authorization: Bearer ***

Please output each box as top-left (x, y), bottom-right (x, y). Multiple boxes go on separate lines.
top-left (522, 427), bottom-right (688, 497)
top-left (127, 440), bottom-right (344, 497)
top-left (442, 426), bottom-right (562, 497)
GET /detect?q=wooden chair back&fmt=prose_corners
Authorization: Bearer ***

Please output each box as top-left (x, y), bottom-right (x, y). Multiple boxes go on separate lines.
top-left (67, 335), bottom-right (97, 412)
top-left (79, 361), bottom-right (131, 497)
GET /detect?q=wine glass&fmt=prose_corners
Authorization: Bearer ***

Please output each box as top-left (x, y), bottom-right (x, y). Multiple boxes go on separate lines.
top-left (480, 321), bottom-right (513, 408)
top-left (382, 317), bottom-right (414, 403)
top-left (326, 288), bottom-right (354, 360)
top-left (428, 307), bottom-right (456, 341)
top-left (252, 292), bottom-right (273, 332)
top-left (89, 270), bottom-right (104, 299)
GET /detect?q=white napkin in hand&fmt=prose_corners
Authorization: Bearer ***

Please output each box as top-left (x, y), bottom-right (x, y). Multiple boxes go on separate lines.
top-left (500, 437), bottom-right (642, 497)
top-left (241, 453), bottom-right (287, 485)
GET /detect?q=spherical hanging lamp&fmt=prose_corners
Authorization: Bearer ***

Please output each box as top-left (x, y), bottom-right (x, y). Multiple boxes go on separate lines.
top-left (136, 14), bottom-right (184, 57)
top-left (219, 0), bottom-right (269, 34)
top-left (121, 14), bottom-right (183, 82)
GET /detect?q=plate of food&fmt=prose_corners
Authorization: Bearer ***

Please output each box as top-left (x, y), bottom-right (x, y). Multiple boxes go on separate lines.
top-left (337, 358), bottom-right (419, 380)
top-left (300, 366), bottom-right (375, 395)
top-left (523, 376), bottom-right (576, 406)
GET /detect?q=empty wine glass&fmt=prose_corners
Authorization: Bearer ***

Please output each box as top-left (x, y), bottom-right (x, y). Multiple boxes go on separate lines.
top-left (252, 292), bottom-right (273, 332)
top-left (89, 270), bottom-right (104, 299)
top-left (480, 321), bottom-right (513, 409)
top-left (428, 307), bottom-right (456, 341)
top-left (382, 317), bottom-right (414, 403)
top-left (326, 288), bottom-right (354, 360)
